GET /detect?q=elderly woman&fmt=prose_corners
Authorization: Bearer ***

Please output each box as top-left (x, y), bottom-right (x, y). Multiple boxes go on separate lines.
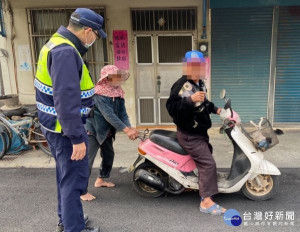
top-left (81, 65), bottom-right (138, 201)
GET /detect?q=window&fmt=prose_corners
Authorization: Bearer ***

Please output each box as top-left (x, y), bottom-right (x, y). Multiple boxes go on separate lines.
top-left (136, 36), bottom-right (152, 63)
top-left (139, 98), bottom-right (155, 124)
top-left (131, 8), bottom-right (197, 32)
top-left (27, 8), bottom-right (108, 83)
top-left (158, 35), bottom-right (192, 63)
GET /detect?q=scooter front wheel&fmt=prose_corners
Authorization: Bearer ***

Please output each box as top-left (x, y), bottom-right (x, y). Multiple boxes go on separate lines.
top-left (242, 174), bottom-right (279, 201)
top-left (133, 162), bottom-right (166, 198)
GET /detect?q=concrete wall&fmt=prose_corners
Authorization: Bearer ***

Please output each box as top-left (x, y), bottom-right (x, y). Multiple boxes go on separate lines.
top-left (0, 0), bottom-right (208, 126)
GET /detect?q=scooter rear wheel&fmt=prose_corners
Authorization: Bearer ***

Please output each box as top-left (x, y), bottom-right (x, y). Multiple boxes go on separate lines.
top-left (241, 174), bottom-right (279, 201)
top-left (133, 162), bottom-right (166, 198)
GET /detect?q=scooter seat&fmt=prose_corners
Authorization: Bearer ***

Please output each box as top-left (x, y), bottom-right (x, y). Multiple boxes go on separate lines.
top-left (149, 130), bottom-right (188, 155)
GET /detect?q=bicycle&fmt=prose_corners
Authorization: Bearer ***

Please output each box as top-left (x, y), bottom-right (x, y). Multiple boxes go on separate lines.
top-left (0, 109), bottom-right (51, 159)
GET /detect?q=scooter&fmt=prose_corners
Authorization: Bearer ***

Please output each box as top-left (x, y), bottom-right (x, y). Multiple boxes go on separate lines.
top-left (130, 89), bottom-right (281, 201)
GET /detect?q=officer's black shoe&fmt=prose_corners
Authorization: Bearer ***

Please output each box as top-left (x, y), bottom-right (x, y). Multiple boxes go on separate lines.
top-left (80, 227), bottom-right (100, 232)
top-left (56, 223), bottom-right (64, 232)
top-left (56, 214), bottom-right (89, 232)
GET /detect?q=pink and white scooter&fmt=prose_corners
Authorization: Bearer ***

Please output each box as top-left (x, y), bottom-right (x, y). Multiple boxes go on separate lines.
top-left (130, 89), bottom-right (281, 201)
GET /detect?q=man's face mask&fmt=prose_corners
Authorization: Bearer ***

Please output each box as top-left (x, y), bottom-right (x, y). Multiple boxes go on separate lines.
top-left (84, 29), bottom-right (97, 48)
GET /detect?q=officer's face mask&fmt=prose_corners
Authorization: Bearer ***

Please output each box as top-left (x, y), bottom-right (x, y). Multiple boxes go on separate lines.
top-left (84, 29), bottom-right (96, 48)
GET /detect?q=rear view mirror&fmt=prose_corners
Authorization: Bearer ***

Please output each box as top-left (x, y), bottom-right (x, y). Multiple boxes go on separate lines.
top-left (220, 89), bottom-right (226, 99)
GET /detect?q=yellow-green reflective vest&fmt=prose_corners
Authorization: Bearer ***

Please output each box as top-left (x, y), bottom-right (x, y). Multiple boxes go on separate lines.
top-left (34, 33), bottom-right (94, 133)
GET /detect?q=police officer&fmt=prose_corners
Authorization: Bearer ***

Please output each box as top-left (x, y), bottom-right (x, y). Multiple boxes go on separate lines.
top-left (35, 8), bottom-right (106, 232)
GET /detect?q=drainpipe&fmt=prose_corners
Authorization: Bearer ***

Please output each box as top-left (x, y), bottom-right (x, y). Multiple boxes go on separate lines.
top-left (7, 1), bottom-right (19, 94)
top-left (201, 0), bottom-right (207, 39)
top-left (2, 0), bottom-right (18, 95)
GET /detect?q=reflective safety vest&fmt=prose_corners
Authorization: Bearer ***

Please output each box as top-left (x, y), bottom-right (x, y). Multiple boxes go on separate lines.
top-left (35, 33), bottom-right (94, 133)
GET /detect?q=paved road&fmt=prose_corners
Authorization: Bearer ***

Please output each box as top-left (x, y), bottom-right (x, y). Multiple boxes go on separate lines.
top-left (0, 168), bottom-right (299, 232)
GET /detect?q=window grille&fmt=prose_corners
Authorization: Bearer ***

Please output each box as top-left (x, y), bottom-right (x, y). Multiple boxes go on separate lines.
top-left (131, 8), bottom-right (197, 32)
top-left (27, 7), bottom-right (108, 83)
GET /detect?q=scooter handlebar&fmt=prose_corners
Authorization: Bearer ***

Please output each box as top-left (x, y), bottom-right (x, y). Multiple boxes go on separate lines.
top-left (137, 129), bottom-right (149, 141)
top-left (219, 118), bottom-right (233, 134)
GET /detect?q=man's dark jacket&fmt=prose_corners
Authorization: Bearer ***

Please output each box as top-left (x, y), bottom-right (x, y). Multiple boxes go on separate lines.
top-left (166, 76), bottom-right (218, 139)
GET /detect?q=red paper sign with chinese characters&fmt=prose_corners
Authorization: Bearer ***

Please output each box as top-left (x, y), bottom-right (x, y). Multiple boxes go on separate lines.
top-left (113, 30), bottom-right (129, 70)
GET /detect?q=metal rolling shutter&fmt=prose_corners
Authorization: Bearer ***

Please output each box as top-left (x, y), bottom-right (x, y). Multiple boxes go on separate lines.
top-left (274, 7), bottom-right (300, 123)
top-left (211, 8), bottom-right (273, 123)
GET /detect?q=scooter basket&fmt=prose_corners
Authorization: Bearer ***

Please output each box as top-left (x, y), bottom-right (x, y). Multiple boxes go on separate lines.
top-left (242, 118), bottom-right (279, 151)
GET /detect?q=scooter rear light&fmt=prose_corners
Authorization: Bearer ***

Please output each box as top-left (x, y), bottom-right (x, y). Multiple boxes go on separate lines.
top-left (138, 147), bottom-right (146, 155)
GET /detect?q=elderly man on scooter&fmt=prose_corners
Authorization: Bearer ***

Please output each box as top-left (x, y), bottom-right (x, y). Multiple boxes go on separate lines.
top-left (166, 50), bottom-right (227, 215)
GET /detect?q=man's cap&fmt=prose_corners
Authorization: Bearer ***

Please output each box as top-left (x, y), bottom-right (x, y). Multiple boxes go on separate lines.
top-left (184, 50), bottom-right (205, 63)
top-left (71, 8), bottom-right (107, 38)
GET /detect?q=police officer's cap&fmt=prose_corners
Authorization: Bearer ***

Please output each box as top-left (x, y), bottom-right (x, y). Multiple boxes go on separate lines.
top-left (71, 8), bottom-right (107, 38)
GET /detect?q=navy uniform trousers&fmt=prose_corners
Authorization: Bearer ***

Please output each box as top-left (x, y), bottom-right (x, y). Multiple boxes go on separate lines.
top-left (42, 128), bottom-right (89, 232)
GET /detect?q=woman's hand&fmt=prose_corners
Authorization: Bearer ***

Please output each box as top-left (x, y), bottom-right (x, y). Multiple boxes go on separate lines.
top-left (123, 127), bottom-right (138, 140)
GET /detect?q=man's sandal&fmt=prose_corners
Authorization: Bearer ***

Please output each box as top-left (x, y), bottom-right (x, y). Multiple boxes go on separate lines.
top-left (199, 203), bottom-right (226, 215)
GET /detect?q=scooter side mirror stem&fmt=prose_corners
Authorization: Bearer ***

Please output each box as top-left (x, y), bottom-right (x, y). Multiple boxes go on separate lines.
top-left (224, 98), bottom-right (232, 110)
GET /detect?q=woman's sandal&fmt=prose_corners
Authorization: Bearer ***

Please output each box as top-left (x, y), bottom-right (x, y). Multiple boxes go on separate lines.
top-left (199, 203), bottom-right (226, 215)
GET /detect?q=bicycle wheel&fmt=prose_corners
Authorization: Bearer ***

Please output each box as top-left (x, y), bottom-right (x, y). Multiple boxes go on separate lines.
top-left (34, 128), bottom-right (52, 157)
top-left (0, 121), bottom-right (13, 139)
top-left (0, 122), bottom-right (12, 152)
top-left (0, 132), bottom-right (7, 159)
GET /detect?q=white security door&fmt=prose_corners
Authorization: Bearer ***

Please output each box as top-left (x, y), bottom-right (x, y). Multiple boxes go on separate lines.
top-left (136, 34), bottom-right (193, 125)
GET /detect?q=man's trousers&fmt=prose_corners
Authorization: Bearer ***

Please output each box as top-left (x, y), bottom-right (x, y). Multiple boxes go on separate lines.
top-left (43, 128), bottom-right (89, 232)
